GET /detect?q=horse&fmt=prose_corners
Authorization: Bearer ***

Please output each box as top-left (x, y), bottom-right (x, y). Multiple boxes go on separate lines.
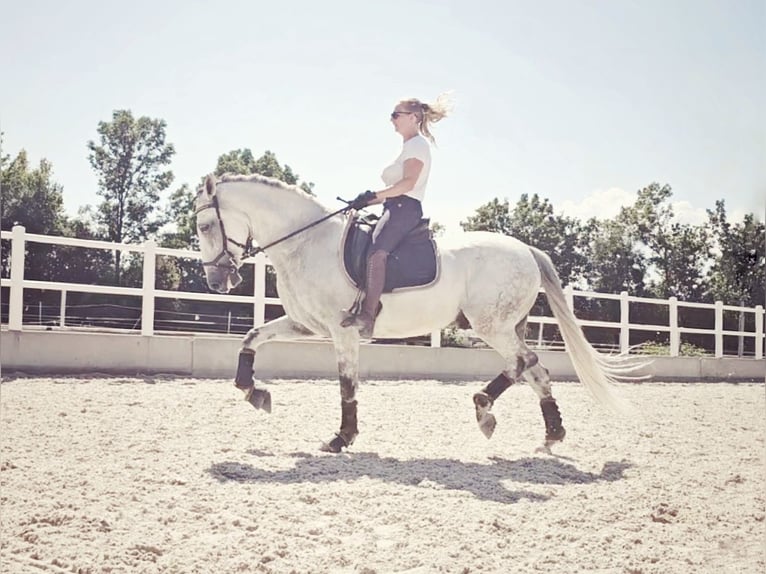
top-left (194, 173), bottom-right (635, 453)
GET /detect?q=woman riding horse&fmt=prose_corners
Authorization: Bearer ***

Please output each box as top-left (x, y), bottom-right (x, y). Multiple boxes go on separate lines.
top-left (341, 93), bottom-right (452, 338)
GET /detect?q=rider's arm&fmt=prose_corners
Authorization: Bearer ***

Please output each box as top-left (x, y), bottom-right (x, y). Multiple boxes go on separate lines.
top-left (371, 158), bottom-right (424, 203)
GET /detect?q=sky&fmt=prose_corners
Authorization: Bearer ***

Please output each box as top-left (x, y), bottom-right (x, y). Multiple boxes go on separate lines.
top-left (1, 0), bottom-right (764, 236)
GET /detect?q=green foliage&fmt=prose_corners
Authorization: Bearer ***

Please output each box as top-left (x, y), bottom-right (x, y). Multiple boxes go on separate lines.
top-left (1, 150), bottom-right (69, 288)
top-left (621, 183), bottom-right (709, 300)
top-left (638, 341), bottom-right (708, 357)
top-left (1, 150), bottom-right (65, 234)
top-left (706, 200), bottom-right (764, 307)
top-left (430, 221), bottom-right (446, 238)
top-left (87, 110), bottom-right (175, 244)
top-left (460, 197), bottom-right (512, 234)
top-left (582, 217), bottom-right (647, 295)
top-left (161, 184), bottom-right (197, 250)
top-left (87, 110), bottom-right (175, 284)
top-left (440, 326), bottom-right (470, 348)
top-left (460, 184), bottom-right (723, 308)
top-left (581, 183), bottom-right (709, 300)
top-left (0, 147), bottom-right (112, 312)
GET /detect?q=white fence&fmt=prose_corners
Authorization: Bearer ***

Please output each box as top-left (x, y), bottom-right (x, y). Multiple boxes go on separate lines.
top-left (1, 225), bottom-right (763, 359)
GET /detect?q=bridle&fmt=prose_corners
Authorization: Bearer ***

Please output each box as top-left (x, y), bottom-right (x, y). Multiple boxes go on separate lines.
top-left (195, 194), bottom-right (256, 270)
top-left (195, 192), bottom-right (355, 272)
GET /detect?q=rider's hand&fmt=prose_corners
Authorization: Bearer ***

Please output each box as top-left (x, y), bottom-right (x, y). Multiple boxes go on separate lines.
top-left (349, 190), bottom-right (377, 210)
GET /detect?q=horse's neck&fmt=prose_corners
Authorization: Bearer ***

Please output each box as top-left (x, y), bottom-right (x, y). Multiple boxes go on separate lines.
top-left (230, 180), bottom-right (342, 268)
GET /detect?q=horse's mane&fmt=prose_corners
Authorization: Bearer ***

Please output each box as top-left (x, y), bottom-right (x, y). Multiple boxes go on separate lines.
top-left (218, 173), bottom-right (316, 200)
top-left (195, 172), bottom-right (332, 220)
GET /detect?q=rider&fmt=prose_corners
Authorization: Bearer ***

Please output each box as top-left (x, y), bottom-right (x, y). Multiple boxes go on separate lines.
top-left (342, 93), bottom-right (452, 338)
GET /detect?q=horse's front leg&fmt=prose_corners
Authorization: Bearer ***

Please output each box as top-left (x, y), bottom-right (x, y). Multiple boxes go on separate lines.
top-left (321, 332), bottom-right (360, 453)
top-left (234, 316), bottom-right (315, 412)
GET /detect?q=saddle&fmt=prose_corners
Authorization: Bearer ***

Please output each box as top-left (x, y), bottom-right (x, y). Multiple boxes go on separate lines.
top-left (341, 213), bottom-right (440, 292)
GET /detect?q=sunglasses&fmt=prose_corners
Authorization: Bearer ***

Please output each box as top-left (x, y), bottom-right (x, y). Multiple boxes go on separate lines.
top-left (390, 111), bottom-right (415, 120)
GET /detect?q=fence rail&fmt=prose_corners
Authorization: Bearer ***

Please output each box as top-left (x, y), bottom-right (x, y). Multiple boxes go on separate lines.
top-left (2, 225), bottom-right (763, 358)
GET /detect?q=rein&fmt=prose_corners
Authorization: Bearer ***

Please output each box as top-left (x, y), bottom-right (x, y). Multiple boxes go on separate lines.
top-left (195, 194), bottom-right (353, 268)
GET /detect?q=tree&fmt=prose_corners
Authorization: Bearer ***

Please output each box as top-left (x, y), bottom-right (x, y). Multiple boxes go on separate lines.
top-left (706, 200), bottom-right (764, 307)
top-left (460, 198), bottom-right (512, 235)
top-left (0, 149), bottom-right (113, 324)
top-left (1, 150), bottom-right (67, 284)
top-left (1, 150), bottom-right (65, 235)
top-left (87, 110), bottom-right (175, 283)
top-left (159, 183), bottom-right (208, 293)
top-left (162, 183), bottom-right (197, 250)
top-left (581, 216), bottom-right (647, 296)
top-left (621, 183), bottom-right (709, 300)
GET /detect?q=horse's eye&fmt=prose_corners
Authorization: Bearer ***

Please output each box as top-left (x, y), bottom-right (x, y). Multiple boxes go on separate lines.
top-left (199, 223), bottom-right (211, 233)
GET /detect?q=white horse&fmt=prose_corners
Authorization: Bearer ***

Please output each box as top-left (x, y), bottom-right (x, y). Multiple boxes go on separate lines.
top-left (195, 173), bottom-right (633, 453)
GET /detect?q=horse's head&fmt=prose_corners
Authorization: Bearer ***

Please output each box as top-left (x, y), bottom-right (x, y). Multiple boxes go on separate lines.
top-left (195, 174), bottom-right (253, 293)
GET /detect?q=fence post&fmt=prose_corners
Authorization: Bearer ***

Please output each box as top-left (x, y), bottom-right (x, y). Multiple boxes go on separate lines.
top-left (755, 305), bottom-right (764, 360)
top-left (619, 291), bottom-right (629, 354)
top-left (714, 300), bottom-right (723, 358)
top-left (8, 225), bottom-right (26, 331)
top-left (669, 297), bottom-right (679, 357)
top-left (141, 239), bottom-right (156, 336)
top-left (737, 301), bottom-right (745, 358)
top-left (253, 253), bottom-right (267, 327)
top-left (430, 330), bottom-right (441, 348)
top-left (60, 289), bottom-right (67, 328)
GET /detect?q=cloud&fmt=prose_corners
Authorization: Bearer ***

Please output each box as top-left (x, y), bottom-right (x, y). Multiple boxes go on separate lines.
top-left (558, 188), bottom-right (635, 220)
top-left (559, 189), bottom-right (718, 225)
top-left (671, 200), bottom-right (707, 225)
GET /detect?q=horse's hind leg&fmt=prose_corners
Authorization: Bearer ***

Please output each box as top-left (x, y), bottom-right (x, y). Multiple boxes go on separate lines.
top-left (470, 318), bottom-right (539, 439)
top-left (472, 351), bottom-right (536, 439)
top-left (501, 318), bottom-right (566, 445)
top-left (522, 362), bottom-right (566, 446)
top-left (471, 317), bottom-right (564, 446)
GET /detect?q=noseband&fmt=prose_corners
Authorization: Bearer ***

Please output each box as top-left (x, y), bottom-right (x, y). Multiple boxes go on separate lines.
top-left (194, 195), bottom-right (256, 270)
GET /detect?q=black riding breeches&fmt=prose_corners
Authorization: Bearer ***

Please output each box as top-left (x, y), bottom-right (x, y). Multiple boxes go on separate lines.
top-left (371, 195), bottom-right (423, 254)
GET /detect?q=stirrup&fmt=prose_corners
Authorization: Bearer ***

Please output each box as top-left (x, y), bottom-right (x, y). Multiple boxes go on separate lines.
top-left (340, 311), bottom-right (358, 328)
top-left (340, 312), bottom-right (375, 338)
top-left (340, 291), bottom-right (365, 328)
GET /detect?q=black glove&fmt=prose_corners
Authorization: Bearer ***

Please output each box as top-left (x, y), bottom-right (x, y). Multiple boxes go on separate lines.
top-left (349, 190), bottom-right (377, 210)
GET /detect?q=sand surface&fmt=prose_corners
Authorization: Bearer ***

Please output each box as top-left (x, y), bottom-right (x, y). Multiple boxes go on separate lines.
top-left (1, 376), bottom-right (764, 573)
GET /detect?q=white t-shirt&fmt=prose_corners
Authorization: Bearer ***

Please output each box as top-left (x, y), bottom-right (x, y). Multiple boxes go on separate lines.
top-left (380, 134), bottom-right (431, 202)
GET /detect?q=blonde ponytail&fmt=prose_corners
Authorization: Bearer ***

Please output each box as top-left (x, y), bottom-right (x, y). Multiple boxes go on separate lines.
top-left (400, 91), bottom-right (454, 145)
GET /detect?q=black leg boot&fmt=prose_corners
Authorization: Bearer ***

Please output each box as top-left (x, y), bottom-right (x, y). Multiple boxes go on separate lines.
top-left (353, 250), bottom-right (388, 338)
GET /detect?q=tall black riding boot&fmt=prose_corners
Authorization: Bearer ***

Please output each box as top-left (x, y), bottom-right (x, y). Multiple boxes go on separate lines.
top-left (342, 250), bottom-right (387, 338)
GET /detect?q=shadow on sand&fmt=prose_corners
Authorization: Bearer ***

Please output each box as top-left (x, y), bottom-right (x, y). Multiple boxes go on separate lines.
top-left (207, 452), bottom-right (631, 504)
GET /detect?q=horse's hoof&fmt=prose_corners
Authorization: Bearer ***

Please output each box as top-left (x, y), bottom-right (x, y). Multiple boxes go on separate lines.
top-left (473, 392), bottom-right (495, 438)
top-left (477, 412), bottom-right (497, 439)
top-left (245, 387), bottom-right (272, 413)
top-left (320, 431), bottom-right (357, 453)
top-left (320, 434), bottom-right (347, 453)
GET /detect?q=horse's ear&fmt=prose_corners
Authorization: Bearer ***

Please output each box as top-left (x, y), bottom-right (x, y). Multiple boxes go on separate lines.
top-left (204, 174), bottom-right (217, 199)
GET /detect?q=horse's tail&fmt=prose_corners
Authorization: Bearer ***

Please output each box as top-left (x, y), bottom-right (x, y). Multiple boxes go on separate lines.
top-left (530, 247), bottom-right (640, 414)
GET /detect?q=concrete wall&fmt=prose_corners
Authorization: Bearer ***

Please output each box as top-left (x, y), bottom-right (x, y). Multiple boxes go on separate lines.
top-left (2, 329), bottom-right (764, 382)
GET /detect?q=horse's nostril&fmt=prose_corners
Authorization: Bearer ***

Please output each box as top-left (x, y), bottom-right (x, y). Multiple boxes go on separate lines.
top-left (210, 282), bottom-right (220, 291)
